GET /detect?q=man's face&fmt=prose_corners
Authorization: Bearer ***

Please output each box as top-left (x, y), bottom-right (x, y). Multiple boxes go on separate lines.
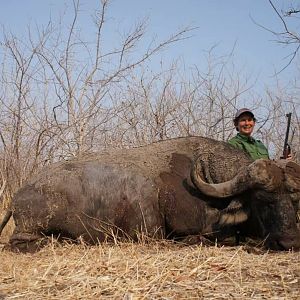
top-left (237, 113), bottom-right (255, 136)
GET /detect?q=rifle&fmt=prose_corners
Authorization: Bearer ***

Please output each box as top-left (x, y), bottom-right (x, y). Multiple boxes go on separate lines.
top-left (281, 112), bottom-right (292, 159)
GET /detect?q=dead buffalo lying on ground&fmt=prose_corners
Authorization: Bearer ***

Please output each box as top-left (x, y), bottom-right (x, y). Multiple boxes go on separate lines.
top-left (1, 136), bottom-right (300, 252)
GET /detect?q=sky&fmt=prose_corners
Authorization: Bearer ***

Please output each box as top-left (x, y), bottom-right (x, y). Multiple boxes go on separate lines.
top-left (0, 0), bottom-right (298, 93)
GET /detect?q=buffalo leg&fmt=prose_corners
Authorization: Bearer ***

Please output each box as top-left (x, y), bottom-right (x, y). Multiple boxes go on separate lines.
top-left (0, 210), bottom-right (12, 235)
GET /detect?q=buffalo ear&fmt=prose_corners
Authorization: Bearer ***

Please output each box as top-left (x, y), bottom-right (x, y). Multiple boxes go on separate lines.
top-left (218, 199), bottom-right (249, 226)
top-left (284, 161), bottom-right (300, 192)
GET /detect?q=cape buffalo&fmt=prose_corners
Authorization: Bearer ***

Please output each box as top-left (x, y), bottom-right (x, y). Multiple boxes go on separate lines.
top-left (0, 136), bottom-right (300, 252)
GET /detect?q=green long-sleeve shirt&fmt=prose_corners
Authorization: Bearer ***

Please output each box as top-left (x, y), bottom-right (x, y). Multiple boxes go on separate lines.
top-left (228, 133), bottom-right (269, 161)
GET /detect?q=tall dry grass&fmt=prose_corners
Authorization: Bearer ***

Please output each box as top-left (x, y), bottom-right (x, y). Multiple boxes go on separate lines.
top-left (0, 219), bottom-right (299, 300)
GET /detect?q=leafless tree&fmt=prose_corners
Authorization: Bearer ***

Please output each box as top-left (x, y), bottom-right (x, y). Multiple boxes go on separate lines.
top-left (0, 0), bottom-right (194, 196)
top-left (0, 0), bottom-right (299, 205)
top-left (253, 0), bottom-right (300, 72)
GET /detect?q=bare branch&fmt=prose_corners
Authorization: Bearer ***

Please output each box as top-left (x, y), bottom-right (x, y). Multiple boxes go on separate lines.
top-left (252, 0), bottom-right (300, 73)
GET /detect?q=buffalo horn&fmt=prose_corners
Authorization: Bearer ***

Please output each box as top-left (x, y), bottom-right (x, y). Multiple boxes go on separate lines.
top-left (191, 158), bottom-right (284, 198)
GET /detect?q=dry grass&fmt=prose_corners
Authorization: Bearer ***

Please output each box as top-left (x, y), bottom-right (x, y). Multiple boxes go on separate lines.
top-left (0, 220), bottom-right (299, 300)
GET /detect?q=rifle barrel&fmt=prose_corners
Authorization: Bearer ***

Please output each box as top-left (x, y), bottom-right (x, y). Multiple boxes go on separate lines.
top-left (283, 112), bottom-right (292, 158)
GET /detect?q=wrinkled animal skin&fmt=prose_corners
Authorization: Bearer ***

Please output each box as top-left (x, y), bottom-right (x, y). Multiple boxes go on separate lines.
top-left (1, 136), bottom-right (300, 252)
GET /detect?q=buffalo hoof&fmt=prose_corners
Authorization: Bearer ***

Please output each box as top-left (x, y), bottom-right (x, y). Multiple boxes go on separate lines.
top-left (179, 235), bottom-right (215, 246)
top-left (6, 232), bottom-right (45, 253)
top-left (265, 232), bottom-right (300, 251)
top-left (4, 241), bottom-right (43, 253)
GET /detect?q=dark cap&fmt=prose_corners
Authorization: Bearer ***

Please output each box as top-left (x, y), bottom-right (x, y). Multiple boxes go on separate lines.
top-left (234, 108), bottom-right (255, 121)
